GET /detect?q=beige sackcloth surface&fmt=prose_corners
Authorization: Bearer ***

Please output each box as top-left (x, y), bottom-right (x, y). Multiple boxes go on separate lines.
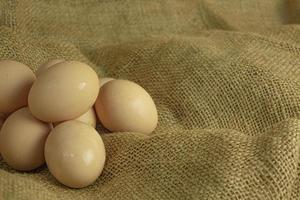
top-left (1, 0), bottom-right (300, 199)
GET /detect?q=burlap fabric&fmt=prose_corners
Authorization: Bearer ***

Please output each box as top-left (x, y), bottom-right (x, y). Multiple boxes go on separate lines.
top-left (1, 0), bottom-right (300, 199)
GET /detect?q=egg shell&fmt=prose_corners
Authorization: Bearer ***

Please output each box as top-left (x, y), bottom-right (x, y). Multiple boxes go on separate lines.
top-left (99, 78), bottom-right (115, 88)
top-left (0, 107), bottom-right (51, 171)
top-left (54, 108), bottom-right (97, 128)
top-left (95, 80), bottom-right (158, 134)
top-left (28, 61), bottom-right (100, 122)
top-left (0, 113), bottom-right (6, 159)
top-left (0, 60), bottom-right (36, 114)
top-left (44, 120), bottom-right (106, 188)
top-left (0, 113), bottom-right (7, 127)
top-left (0, 114), bottom-right (5, 132)
top-left (36, 59), bottom-right (65, 76)
top-left (74, 108), bottom-right (97, 128)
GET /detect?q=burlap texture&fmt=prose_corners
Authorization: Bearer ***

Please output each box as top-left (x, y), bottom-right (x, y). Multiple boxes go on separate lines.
top-left (1, 0), bottom-right (300, 199)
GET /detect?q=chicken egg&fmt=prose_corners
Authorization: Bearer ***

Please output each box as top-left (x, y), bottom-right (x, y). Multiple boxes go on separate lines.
top-left (54, 108), bottom-right (97, 128)
top-left (28, 61), bottom-right (100, 122)
top-left (74, 108), bottom-right (97, 128)
top-left (95, 80), bottom-right (158, 134)
top-left (44, 120), bottom-right (106, 188)
top-left (0, 60), bottom-right (35, 114)
top-left (99, 78), bottom-right (115, 88)
top-left (0, 107), bottom-right (51, 171)
top-left (0, 113), bottom-right (6, 127)
top-left (0, 113), bottom-right (6, 159)
top-left (36, 59), bottom-right (65, 76)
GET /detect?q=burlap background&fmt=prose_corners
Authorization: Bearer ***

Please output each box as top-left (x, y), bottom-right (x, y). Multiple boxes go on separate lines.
top-left (1, 0), bottom-right (300, 199)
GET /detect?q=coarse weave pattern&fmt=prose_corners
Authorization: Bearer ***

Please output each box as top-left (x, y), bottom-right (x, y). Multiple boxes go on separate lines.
top-left (1, 0), bottom-right (300, 199)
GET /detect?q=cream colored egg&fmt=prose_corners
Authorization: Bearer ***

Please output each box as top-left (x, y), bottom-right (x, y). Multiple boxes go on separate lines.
top-left (0, 113), bottom-right (6, 159)
top-left (0, 107), bottom-right (51, 171)
top-left (36, 59), bottom-right (65, 76)
top-left (99, 78), bottom-right (115, 88)
top-left (45, 120), bottom-right (106, 188)
top-left (28, 61), bottom-right (100, 122)
top-left (0, 113), bottom-right (6, 127)
top-left (74, 108), bottom-right (97, 128)
top-left (0, 114), bottom-right (6, 136)
top-left (54, 108), bottom-right (97, 128)
top-left (0, 60), bottom-right (36, 114)
top-left (95, 80), bottom-right (158, 134)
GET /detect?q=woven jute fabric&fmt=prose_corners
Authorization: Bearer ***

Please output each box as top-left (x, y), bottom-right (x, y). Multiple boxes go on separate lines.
top-left (1, 0), bottom-right (300, 199)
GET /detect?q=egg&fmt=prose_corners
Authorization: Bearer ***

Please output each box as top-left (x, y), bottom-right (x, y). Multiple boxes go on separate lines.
top-left (28, 61), bottom-right (100, 122)
top-left (54, 108), bottom-right (97, 128)
top-left (36, 59), bottom-right (65, 76)
top-left (0, 107), bottom-right (51, 171)
top-left (0, 60), bottom-right (36, 114)
top-left (0, 114), bottom-right (6, 135)
top-left (44, 120), bottom-right (106, 188)
top-left (74, 108), bottom-right (97, 128)
top-left (0, 113), bottom-right (6, 127)
top-left (0, 113), bottom-right (6, 159)
top-left (99, 78), bottom-right (115, 88)
top-left (95, 80), bottom-right (158, 134)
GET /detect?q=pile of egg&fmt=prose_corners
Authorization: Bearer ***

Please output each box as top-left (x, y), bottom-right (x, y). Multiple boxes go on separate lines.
top-left (0, 60), bottom-right (158, 188)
